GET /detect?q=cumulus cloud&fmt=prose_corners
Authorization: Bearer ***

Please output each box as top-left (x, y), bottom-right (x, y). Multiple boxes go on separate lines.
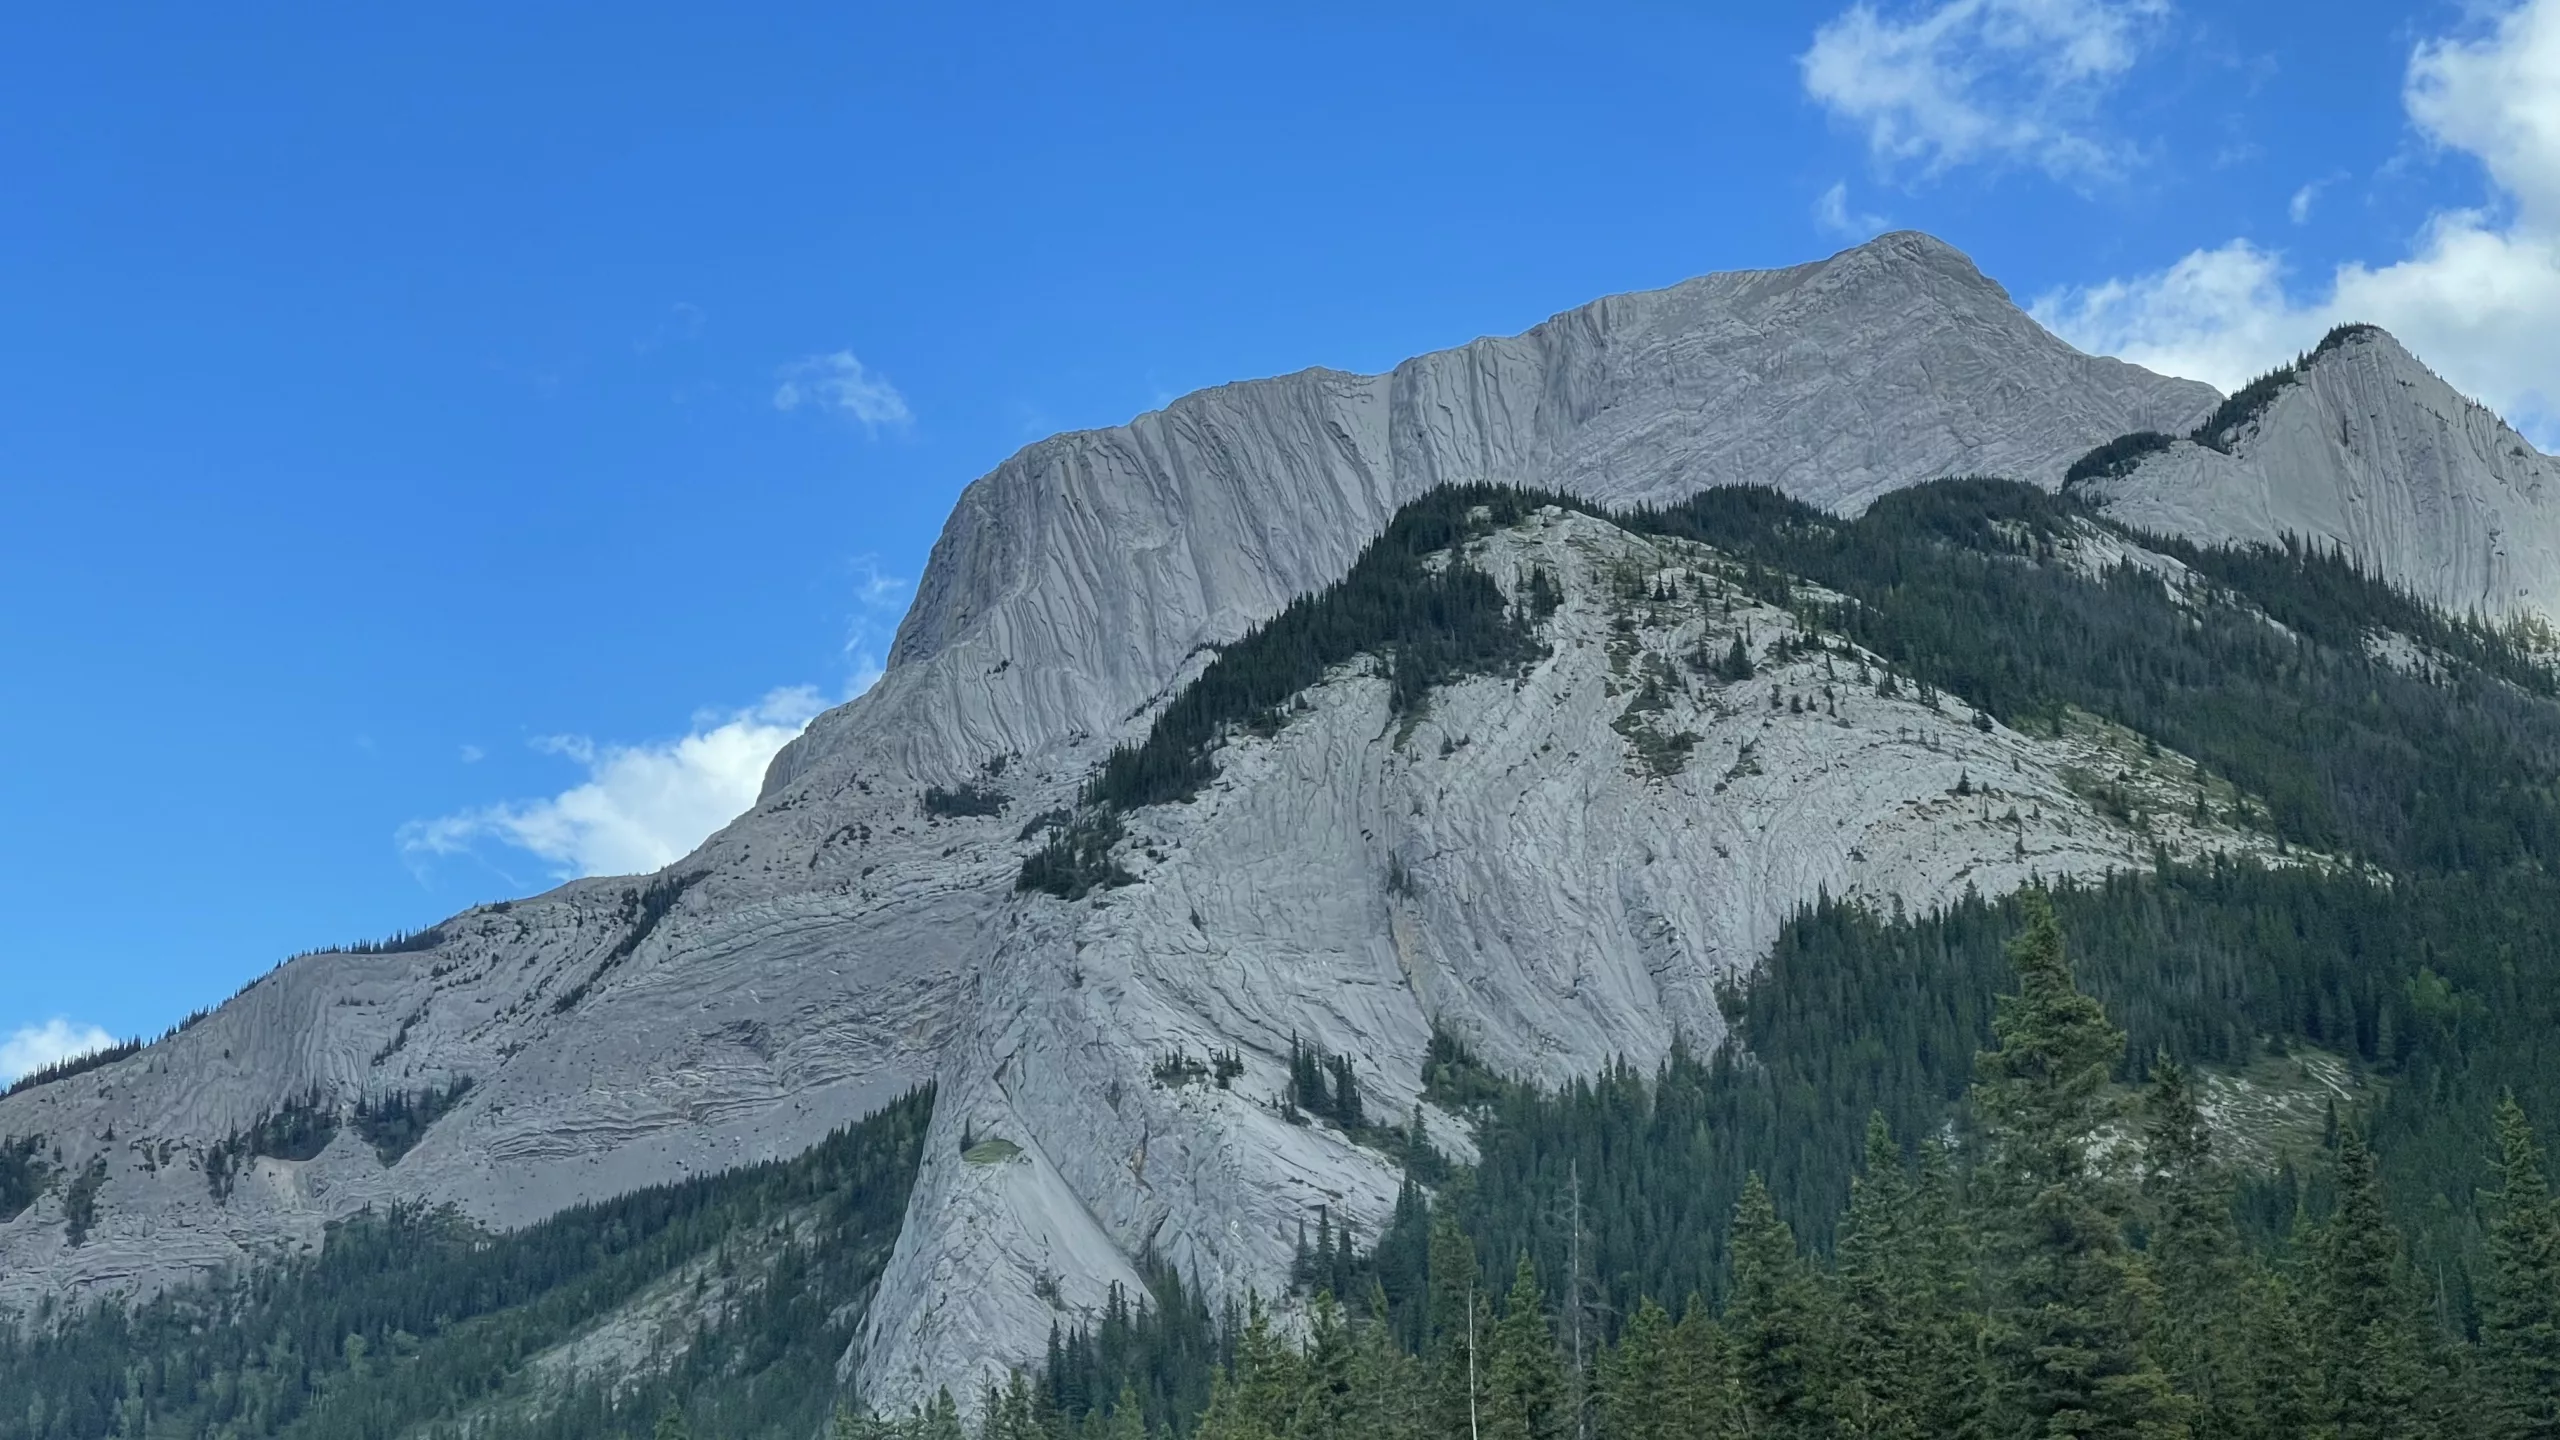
top-left (774, 351), bottom-right (913, 433)
top-left (1815, 180), bottom-right (1894, 238)
top-left (3, 1018), bottom-right (118, 1084)
top-left (1801, 0), bottom-right (2172, 182)
top-left (2035, 0), bottom-right (2560, 443)
top-left (402, 688), bottom-right (832, 880)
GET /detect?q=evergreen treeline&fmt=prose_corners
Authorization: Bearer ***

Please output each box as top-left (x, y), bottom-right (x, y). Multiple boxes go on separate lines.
top-left (1085, 485), bottom-right (1564, 815)
top-left (0, 1088), bottom-right (932, 1440)
top-left (2060, 429), bottom-right (2174, 487)
top-left (851, 904), bottom-right (2560, 1440)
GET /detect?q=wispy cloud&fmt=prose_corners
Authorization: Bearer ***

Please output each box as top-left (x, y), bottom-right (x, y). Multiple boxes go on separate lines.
top-left (2034, 0), bottom-right (2560, 443)
top-left (1801, 0), bottom-right (2172, 183)
top-left (400, 688), bottom-right (831, 880)
top-left (1814, 180), bottom-right (1894, 238)
top-left (2, 1018), bottom-right (117, 1084)
top-left (842, 556), bottom-right (912, 695)
top-left (774, 351), bottom-right (913, 433)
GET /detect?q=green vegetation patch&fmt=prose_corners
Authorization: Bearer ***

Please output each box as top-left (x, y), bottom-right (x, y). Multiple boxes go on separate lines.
top-left (351, 1077), bottom-right (476, 1167)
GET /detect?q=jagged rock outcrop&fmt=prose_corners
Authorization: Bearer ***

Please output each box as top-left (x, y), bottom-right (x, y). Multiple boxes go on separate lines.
top-left (8, 232), bottom-right (2489, 1412)
top-left (2082, 325), bottom-right (2560, 620)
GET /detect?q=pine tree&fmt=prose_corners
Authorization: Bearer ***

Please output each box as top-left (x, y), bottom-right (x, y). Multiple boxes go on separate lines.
top-left (1970, 894), bottom-right (2186, 1440)
top-left (1726, 1173), bottom-right (1830, 1439)
top-left (1484, 1256), bottom-right (1566, 1440)
top-left (2478, 1093), bottom-right (2560, 1439)
top-left (653, 1404), bottom-right (690, 1440)
top-left (2310, 1127), bottom-right (2429, 1440)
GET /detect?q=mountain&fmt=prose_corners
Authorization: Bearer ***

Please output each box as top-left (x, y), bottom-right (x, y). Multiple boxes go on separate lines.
top-left (5, 233), bottom-right (2560, 1432)
top-left (2074, 322), bottom-right (2560, 620)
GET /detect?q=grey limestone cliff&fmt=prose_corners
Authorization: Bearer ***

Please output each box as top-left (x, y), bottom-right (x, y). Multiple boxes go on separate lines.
top-left (5, 231), bottom-right (2528, 1412)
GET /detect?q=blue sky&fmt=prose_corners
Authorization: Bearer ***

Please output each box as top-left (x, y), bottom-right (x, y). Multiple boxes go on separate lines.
top-left (5, 0), bottom-right (2557, 1075)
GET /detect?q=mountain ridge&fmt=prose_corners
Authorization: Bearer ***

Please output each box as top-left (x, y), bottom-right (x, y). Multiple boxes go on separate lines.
top-left (7, 232), bottom-right (2559, 1421)
top-left (2079, 321), bottom-right (2560, 619)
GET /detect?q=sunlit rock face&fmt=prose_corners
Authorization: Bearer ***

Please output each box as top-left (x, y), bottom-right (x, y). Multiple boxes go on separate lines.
top-left (57, 230), bottom-right (2560, 1412)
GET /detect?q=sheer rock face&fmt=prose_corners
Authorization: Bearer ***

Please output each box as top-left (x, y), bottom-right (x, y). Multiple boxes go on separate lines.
top-left (770, 229), bottom-right (2216, 792)
top-left (2085, 326), bottom-right (2560, 619)
top-left (0, 230), bottom-right (2419, 1406)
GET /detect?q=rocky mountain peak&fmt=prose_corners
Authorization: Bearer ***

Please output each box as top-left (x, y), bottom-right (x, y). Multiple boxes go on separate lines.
top-left (2083, 318), bottom-right (2560, 619)
top-left (765, 232), bottom-right (2212, 797)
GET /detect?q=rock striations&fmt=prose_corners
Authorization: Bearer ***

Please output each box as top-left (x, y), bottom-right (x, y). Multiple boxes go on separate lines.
top-left (1, 231), bottom-right (2553, 1412)
top-left (2080, 324), bottom-right (2560, 620)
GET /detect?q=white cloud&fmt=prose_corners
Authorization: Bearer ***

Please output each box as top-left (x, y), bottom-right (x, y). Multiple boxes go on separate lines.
top-left (2287, 181), bottom-right (2320, 224)
top-left (1815, 180), bottom-right (1894, 238)
top-left (2407, 0), bottom-right (2560, 226)
top-left (3, 1018), bottom-right (118, 1084)
top-left (1801, 0), bottom-right (2172, 182)
top-left (459, 744), bottom-right (485, 764)
top-left (2034, 238), bottom-right (2316, 391)
top-left (402, 687), bottom-right (831, 879)
top-left (774, 351), bottom-right (913, 433)
top-left (2035, 0), bottom-right (2560, 443)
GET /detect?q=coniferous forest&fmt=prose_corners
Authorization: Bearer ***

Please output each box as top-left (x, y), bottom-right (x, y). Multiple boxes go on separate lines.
top-left (853, 901), bottom-right (2560, 1440)
top-left (11, 479), bottom-right (2560, 1436)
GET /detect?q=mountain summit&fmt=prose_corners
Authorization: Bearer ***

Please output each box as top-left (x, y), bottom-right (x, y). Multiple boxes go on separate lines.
top-left (2074, 321), bottom-right (2560, 619)
top-left (4, 234), bottom-right (2555, 1419)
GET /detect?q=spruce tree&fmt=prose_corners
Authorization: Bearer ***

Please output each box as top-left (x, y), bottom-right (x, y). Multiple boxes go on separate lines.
top-left (1667, 1296), bottom-right (1745, 1439)
top-left (2141, 1058), bottom-right (2250, 1438)
top-left (1227, 1296), bottom-right (1306, 1439)
top-left (2478, 1093), bottom-right (2560, 1439)
top-left (1909, 1138), bottom-right (1989, 1440)
top-left (1098, 1382), bottom-right (1147, 1440)
top-left (1599, 1296), bottom-right (1674, 1440)
top-left (1484, 1256), bottom-right (1566, 1440)
top-left (1726, 1173), bottom-right (1830, 1439)
top-left (1832, 1114), bottom-right (1921, 1440)
top-left (1352, 1280), bottom-right (1430, 1440)
top-left (2310, 1127), bottom-right (2429, 1440)
top-left (1428, 1212), bottom-right (1488, 1440)
top-left (2234, 1273), bottom-right (2323, 1440)
top-left (1970, 894), bottom-right (2185, 1440)
top-left (1295, 1291), bottom-right (1359, 1439)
